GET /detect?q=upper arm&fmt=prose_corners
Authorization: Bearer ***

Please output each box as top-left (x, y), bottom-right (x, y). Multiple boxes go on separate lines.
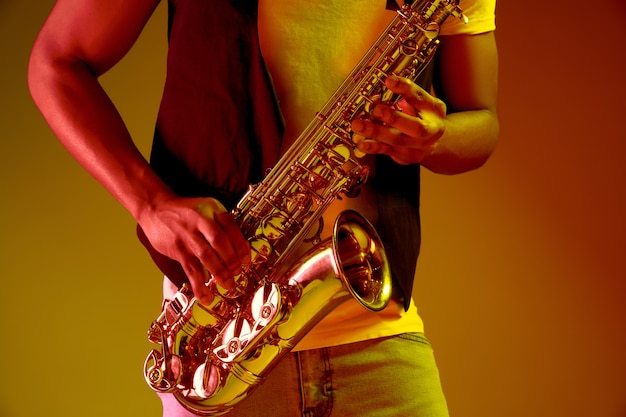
top-left (31, 0), bottom-right (161, 76)
top-left (434, 31), bottom-right (499, 114)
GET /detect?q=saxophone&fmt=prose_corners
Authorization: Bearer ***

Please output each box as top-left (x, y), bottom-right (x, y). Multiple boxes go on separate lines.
top-left (143, 1), bottom-right (466, 414)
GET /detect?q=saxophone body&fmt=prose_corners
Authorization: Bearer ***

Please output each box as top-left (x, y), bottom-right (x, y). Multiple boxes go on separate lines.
top-left (143, 1), bottom-right (466, 414)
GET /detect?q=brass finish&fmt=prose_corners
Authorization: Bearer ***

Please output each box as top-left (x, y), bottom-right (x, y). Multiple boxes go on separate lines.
top-left (143, 1), bottom-right (466, 414)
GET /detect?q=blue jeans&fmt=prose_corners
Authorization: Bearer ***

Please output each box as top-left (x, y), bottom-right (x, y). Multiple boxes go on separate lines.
top-left (160, 333), bottom-right (449, 417)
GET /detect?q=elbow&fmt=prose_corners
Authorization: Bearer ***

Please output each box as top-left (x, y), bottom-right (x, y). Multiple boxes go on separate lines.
top-left (27, 37), bottom-right (60, 107)
top-left (27, 42), bottom-right (46, 103)
top-left (27, 38), bottom-right (94, 112)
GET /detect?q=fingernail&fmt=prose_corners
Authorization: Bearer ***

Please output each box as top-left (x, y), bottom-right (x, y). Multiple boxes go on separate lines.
top-left (358, 141), bottom-right (370, 152)
top-left (352, 119), bottom-right (364, 132)
top-left (199, 291), bottom-right (215, 306)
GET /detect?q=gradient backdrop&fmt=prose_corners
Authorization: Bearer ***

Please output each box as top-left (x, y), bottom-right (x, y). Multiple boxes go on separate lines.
top-left (1, 1), bottom-right (625, 416)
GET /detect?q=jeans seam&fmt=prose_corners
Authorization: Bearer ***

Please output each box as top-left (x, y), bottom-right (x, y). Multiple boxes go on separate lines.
top-left (322, 347), bottom-right (333, 417)
top-left (396, 332), bottom-right (432, 346)
top-left (297, 351), bottom-right (306, 416)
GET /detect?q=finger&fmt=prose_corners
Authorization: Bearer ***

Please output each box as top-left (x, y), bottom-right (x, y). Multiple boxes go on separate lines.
top-left (385, 76), bottom-right (446, 115)
top-left (369, 105), bottom-right (434, 144)
top-left (215, 211), bottom-right (251, 265)
top-left (355, 138), bottom-right (435, 165)
top-left (196, 221), bottom-right (244, 279)
top-left (188, 232), bottom-right (236, 288)
top-left (181, 256), bottom-right (216, 305)
top-left (352, 114), bottom-right (436, 151)
top-left (196, 200), bottom-right (245, 277)
top-left (389, 142), bottom-right (437, 164)
top-left (351, 118), bottom-right (400, 146)
top-left (352, 112), bottom-right (438, 161)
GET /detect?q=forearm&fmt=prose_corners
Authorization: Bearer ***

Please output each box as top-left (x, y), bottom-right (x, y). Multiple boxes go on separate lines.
top-left (28, 53), bottom-right (173, 221)
top-left (421, 107), bottom-right (500, 175)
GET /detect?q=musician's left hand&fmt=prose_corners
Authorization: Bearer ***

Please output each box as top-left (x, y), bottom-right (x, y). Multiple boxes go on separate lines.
top-left (350, 75), bottom-right (446, 165)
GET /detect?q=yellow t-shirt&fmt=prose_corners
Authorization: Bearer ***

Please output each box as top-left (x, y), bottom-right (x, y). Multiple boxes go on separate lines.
top-left (257, 0), bottom-right (496, 351)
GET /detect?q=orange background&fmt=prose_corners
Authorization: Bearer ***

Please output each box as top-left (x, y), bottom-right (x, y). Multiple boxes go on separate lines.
top-left (1, 1), bottom-right (625, 416)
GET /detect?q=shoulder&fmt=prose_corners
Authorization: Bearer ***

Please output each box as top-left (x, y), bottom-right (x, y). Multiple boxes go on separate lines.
top-left (440, 0), bottom-right (496, 36)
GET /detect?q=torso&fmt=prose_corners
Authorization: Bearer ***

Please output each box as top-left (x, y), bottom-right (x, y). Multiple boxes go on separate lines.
top-left (255, 1), bottom-right (425, 350)
top-left (257, 0), bottom-right (397, 239)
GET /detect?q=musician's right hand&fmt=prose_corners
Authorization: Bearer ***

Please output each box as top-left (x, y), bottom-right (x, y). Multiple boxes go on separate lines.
top-left (137, 195), bottom-right (251, 305)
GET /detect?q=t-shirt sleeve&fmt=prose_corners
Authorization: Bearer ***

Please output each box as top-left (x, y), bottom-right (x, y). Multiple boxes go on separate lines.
top-left (440, 0), bottom-right (496, 36)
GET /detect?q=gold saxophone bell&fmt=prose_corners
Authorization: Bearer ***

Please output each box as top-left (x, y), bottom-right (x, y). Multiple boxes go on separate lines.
top-left (170, 210), bottom-right (391, 415)
top-left (332, 210), bottom-right (391, 311)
